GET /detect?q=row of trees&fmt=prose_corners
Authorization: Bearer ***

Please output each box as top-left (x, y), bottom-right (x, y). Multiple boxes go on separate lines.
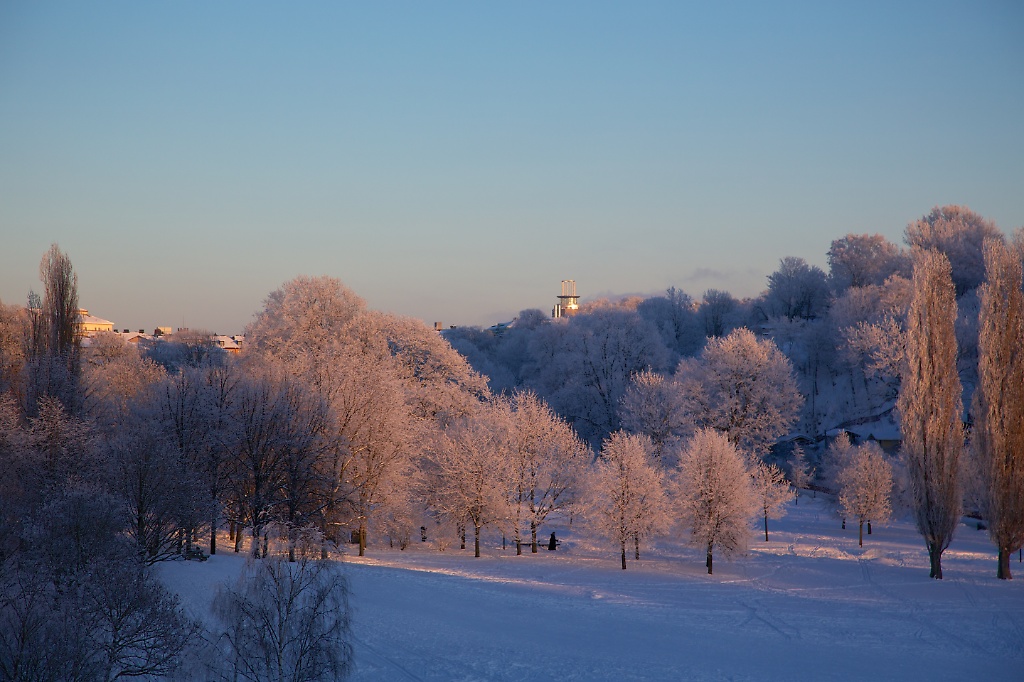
top-left (2, 203), bottom-right (1021, 675)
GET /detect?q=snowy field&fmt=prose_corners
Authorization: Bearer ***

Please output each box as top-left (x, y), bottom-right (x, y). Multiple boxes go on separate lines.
top-left (160, 495), bottom-right (1024, 681)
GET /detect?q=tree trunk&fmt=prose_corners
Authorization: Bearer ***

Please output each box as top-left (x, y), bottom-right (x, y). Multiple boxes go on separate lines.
top-left (858, 520), bottom-right (864, 547)
top-left (474, 525), bottom-right (481, 558)
top-left (620, 540), bottom-right (626, 570)
top-left (358, 523), bottom-right (367, 557)
top-left (928, 543), bottom-right (944, 579)
top-left (997, 548), bottom-right (1012, 580)
top-left (634, 534), bottom-right (640, 561)
top-left (764, 513), bottom-right (769, 542)
top-left (234, 526), bottom-right (242, 553)
top-left (229, 520), bottom-right (235, 543)
top-left (251, 527), bottom-right (260, 558)
top-left (459, 524), bottom-right (466, 550)
top-left (210, 512), bottom-right (217, 555)
top-left (531, 521), bottom-right (538, 553)
top-left (516, 540), bottom-right (522, 556)
top-left (706, 550), bottom-right (713, 575)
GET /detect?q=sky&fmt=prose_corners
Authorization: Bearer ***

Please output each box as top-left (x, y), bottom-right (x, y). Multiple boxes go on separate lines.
top-left (1, 2), bottom-right (1022, 334)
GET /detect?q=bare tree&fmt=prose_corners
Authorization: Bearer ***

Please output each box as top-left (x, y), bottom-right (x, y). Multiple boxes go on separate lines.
top-left (209, 556), bottom-right (351, 682)
top-left (898, 249), bottom-right (964, 579)
top-left (676, 429), bottom-right (756, 575)
top-left (973, 238), bottom-right (1024, 579)
top-left (837, 442), bottom-right (893, 546)
top-left (229, 373), bottom-right (291, 558)
top-left (752, 462), bottom-right (793, 541)
top-left (77, 561), bottom-right (200, 682)
top-left (109, 421), bottom-right (190, 564)
top-left (585, 432), bottom-right (669, 570)
top-left (1, 558), bottom-right (198, 682)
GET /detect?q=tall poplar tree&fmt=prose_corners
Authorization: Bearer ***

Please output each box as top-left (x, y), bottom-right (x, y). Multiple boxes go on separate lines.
top-left (974, 239), bottom-right (1024, 579)
top-left (898, 249), bottom-right (963, 579)
top-left (27, 244), bottom-right (81, 415)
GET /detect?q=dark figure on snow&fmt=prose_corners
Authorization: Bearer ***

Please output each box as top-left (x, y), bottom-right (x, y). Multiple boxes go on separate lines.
top-left (548, 532), bottom-right (558, 551)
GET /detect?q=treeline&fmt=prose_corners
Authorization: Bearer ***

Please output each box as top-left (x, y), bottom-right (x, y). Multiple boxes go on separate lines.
top-left (1, 205), bottom-right (1022, 678)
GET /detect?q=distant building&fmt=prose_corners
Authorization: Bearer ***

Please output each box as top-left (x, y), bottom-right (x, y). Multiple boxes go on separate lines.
top-left (552, 280), bottom-right (580, 319)
top-left (213, 335), bottom-right (242, 354)
top-left (75, 309), bottom-right (114, 337)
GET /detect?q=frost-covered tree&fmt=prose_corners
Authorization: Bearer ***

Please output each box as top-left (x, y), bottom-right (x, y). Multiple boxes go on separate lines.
top-left (109, 418), bottom-right (191, 564)
top-left (82, 332), bottom-right (165, 426)
top-left (837, 442), bottom-right (893, 546)
top-left (507, 390), bottom-right (588, 554)
top-left (525, 307), bottom-right (670, 446)
top-left (764, 257), bottom-right (830, 321)
top-left (898, 249), bottom-right (963, 579)
top-left (973, 239), bottom-right (1024, 579)
top-left (788, 445), bottom-right (813, 503)
top-left (145, 328), bottom-right (227, 371)
top-left (585, 432), bottom-right (669, 569)
top-left (674, 328), bottom-right (803, 460)
top-left (635, 287), bottom-right (705, 360)
top-left (699, 289), bottom-right (738, 338)
top-left (243, 276), bottom-right (364, 380)
top-left (154, 366), bottom-right (237, 556)
top-left (228, 373), bottom-right (312, 558)
top-left (210, 555), bottom-right (351, 682)
top-left (820, 431), bottom-right (855, 494)
top-left (426, 400), bottom-right (512, 557)
top-left (828, 233), bottom-right (908, 292)
top-left (0, 301), bottom-right (28, 401)
top-left (752, 462), bottom-right (793, 541)
top-left (24, 245), bottom-right (81, 416)
top-left (618, 370), bottom-right (689, 467)
top-left (244, 277), bottom-right (485, 556)
top-left (676, 429), bottom-right (756, 575)
top-left (904, 205), bottom-right (1003, 296)
top-left (302, 344), bottom-right (414, 557)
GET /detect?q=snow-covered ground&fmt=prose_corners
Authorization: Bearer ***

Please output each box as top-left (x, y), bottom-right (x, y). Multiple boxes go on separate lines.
top-left (160, 495), bottom-right (1024, 681)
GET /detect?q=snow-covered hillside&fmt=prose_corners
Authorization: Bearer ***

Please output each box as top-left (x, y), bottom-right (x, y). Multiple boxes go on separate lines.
top-left (160, 494), bottom-right (1024, 681)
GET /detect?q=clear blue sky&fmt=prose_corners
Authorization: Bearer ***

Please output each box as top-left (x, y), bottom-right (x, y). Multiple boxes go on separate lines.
top-left (1, 2), bottom-right (1022, 333)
